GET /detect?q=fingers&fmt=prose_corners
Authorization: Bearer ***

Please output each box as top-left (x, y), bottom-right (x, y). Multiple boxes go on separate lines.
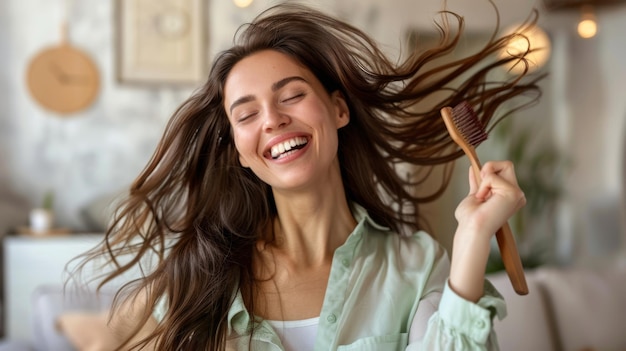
top-left (480, 160), bottom-right (519, 187)
top-left (475, 160), bottom-right (526, 211)
top-left (467, 160), bottom-right (517, 196)
top-left (468, 166), bottom-right (478, 195)
top-left (456, 160), bottom-right (526, 238)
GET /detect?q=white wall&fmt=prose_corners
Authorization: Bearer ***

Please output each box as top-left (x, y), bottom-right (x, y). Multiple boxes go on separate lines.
top-left (545, 7), bottom-right (626, 264)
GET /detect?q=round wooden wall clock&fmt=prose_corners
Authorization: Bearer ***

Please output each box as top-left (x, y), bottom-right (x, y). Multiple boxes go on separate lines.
top-left (26, 43), bottom-right (100, 115)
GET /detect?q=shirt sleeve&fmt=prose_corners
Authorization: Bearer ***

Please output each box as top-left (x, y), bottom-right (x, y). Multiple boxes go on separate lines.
top-left (405, 235), bottom-right (507, 351)
top-left (152, 294), bottom-right (168, 323)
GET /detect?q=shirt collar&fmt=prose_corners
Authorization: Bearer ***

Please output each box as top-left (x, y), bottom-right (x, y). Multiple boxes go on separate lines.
top-left (351, 203), bottom-right (391, 232)
top-left (228, 289), bottom-right (251, 335)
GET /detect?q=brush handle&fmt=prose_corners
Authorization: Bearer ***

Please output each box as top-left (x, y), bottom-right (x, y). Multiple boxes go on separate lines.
top-left (440, 106), bottom-right (528, 294)
top-left (466, 147), bottom-right (528, 295)
top-left (496, 222), bottom-right (528, 295)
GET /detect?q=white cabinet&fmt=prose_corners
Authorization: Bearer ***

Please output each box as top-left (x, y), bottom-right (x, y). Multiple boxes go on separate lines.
top-left (2, 234), bottom-right (104, 342)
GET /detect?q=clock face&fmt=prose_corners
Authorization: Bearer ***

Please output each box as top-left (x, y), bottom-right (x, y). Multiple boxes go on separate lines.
top-left (26, 44), bottom-right (100, 114)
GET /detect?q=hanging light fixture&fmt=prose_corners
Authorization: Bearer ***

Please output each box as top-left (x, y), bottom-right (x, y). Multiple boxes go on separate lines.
top-left (499, 23), bottom-right (552, 74)
top-left (577, 5), bottom-right (598, 38)
top-left (233, 0), bottom-right (253, 8)
top-left (543, 0), bottom-right (626, 39)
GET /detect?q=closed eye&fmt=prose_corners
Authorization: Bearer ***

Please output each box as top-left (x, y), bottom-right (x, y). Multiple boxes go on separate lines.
top-left (281, 93), bottom-right (305, 103)
top-left (237, 111), bottom-right (258, 123)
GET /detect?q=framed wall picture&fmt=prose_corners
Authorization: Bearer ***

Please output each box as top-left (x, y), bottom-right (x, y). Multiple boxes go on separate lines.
top-left (115, 0), bottom-right (207, 85)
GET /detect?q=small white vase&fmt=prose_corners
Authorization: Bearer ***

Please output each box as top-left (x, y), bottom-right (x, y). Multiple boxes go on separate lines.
top-left (29, 208), bottom-right (54, 235)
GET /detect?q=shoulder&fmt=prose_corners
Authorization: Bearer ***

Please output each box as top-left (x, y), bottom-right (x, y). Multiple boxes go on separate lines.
top-left (357, 224), bottom-right (449, 276)
top-left (351, 204), bottom-right (445, 260)
top-left (363, 225), bottom-right (446, 259)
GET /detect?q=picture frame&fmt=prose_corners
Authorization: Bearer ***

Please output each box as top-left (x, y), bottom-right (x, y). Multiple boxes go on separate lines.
top-left (115, 0), bottom-right (207, 85)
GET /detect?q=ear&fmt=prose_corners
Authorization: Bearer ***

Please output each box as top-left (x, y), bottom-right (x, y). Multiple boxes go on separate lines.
top-left (331, 91), bottom-right (350, 129)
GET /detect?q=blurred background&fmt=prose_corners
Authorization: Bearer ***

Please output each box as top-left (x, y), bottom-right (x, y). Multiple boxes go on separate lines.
top-left (0, 0), bottom-right (625, 348)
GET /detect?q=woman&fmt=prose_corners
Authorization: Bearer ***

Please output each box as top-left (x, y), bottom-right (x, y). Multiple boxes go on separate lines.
top-left (75, 3), bottom-right (541, 350)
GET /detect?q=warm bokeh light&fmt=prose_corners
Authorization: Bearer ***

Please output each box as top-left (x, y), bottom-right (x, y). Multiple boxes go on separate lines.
top-left (578, 19), bottom-right (597, 39)
top-left (499, 24), bottom-right (552, 74)
top-left (577, 6), bottom-right (598, 39)
top-left (233, 0), bottom-right (253, 8)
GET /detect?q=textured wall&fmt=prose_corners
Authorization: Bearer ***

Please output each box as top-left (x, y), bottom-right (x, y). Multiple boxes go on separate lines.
top-left (1, 0), bottom-right (201, 231)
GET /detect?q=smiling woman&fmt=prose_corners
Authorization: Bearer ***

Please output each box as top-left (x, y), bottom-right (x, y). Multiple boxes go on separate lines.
top-left (70, 3), bottom-right (542, 351)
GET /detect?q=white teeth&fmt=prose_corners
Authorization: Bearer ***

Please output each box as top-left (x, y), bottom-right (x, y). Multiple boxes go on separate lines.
top-left (270, 137), bottom-right (308, 158)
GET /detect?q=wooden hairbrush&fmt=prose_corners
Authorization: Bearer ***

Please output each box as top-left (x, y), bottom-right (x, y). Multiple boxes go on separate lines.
top-left (440, 101), bottom-right (528, 295)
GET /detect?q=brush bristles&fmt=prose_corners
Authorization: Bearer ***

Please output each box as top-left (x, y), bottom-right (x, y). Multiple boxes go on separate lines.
top-left (451, 102), bottom-right (488, 147)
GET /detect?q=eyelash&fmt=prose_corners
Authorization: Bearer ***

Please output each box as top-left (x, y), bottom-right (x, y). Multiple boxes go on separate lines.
top-left (281, 92), bottom-right (305, 103)
top-left (235, 92), bottom-right (306, 123)
top-left (237, 112), bottom-right (256, 123)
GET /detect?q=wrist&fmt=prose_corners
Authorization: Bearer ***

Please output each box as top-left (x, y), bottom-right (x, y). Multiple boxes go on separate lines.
top-left (452, 224), bottom-right (492, 249)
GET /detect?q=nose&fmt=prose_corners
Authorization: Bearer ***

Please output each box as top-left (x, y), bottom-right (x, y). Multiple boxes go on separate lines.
top-left (263, 106), bottom-right (290, 132)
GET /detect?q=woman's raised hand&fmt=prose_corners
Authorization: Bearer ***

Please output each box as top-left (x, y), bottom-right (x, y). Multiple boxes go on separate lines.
top-left (455, 160), bottom-right (526, 238)
top-left (448, 160), bottom-right (526, 301)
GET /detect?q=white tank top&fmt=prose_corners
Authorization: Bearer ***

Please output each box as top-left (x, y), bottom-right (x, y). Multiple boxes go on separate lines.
top-left (266, 317), bottom-right (319, 351)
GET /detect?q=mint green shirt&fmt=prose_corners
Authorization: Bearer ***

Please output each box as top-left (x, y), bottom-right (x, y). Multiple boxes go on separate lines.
top-left (154, 206), bottom-right (506, 350)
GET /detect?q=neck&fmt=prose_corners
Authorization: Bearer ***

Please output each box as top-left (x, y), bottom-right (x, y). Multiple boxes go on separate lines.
top-left (268, 172), bottom-right (356, 267)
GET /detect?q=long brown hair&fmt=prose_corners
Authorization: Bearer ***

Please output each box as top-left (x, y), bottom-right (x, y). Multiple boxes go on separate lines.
top-left (71, 2), bottom-right (543, 350)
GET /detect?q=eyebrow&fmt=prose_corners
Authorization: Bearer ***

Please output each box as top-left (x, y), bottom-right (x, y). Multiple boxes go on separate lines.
top-left (228, 76), bottom-right (307, 114)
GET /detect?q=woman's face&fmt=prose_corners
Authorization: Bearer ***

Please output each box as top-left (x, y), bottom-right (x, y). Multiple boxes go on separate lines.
top-left (223, 50), bottom-right (349, 191)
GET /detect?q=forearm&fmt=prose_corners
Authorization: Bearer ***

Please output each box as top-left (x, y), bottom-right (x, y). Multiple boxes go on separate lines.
top-left (407, 277), bottom-right (506, 350)
top-left (448, 226), bottom-right (492, 302)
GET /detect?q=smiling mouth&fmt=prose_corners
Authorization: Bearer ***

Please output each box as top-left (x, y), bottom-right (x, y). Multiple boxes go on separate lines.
top-left (269, 136), bottom-right (308, 159)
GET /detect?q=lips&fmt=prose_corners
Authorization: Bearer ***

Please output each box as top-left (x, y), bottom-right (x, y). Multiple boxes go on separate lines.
top-left (268, 136), bottom-right (309, 159)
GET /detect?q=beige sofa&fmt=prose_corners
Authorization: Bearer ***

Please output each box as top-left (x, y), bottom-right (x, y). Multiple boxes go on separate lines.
top-left (489, 264), bottom-right (626, 351)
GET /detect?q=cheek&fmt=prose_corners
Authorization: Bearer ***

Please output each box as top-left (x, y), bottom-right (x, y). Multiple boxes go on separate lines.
top-left (233, 131), bottom-right (255, 167)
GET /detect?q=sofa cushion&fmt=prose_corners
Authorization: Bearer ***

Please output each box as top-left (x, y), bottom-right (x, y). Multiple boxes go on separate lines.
top-left (488, 270), bottom-right (558, 351)
top-left (536, 266), bottom-right (626, 351)
top-left (56, 311), bottom-right (118, 351)
top-left (31, 285), bottom-right (116, 351)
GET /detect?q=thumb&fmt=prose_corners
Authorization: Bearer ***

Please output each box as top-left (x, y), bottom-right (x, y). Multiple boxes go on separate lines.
top-left (468, 166), bottom-right (479, 195)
